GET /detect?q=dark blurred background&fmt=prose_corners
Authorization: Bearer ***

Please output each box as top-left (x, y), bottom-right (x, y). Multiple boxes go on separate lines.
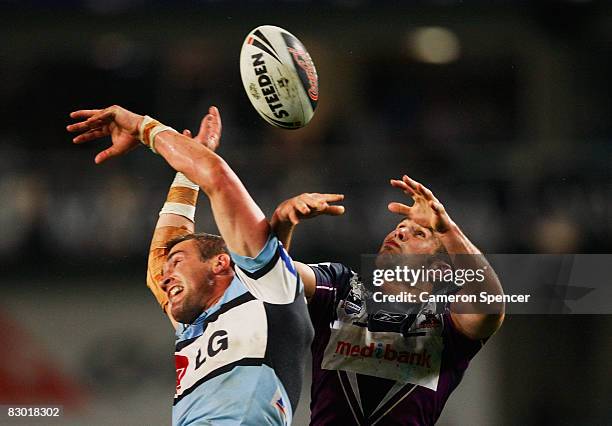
top-left (0, 1), bottom-right (610, 425)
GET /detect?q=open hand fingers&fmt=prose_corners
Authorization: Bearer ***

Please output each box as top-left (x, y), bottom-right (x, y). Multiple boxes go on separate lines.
top-left (402, 175), bottom-right (419, 189)
top-left (66, 120), bottom-right (95, 134)
top-left (304, 193), bottom-right (344, 212)
top-left (321, 193), bottom-right (344, 203)
top-left (429, 200), bottom-right (444, 215)
top-left (209, 106), bottom-right (222, 135)
top-left (72, 128), bottom-right (109, 144)
top-left (402, 175), bottom-right (439, 202)
top-left (69, 109), bottom-right (102, 120)
top-left (390, 179), bottom-right (416, 197)
top-left (317, 194), bottom-right (344, 216)
top-left (197, 115), bottom-right (210, 139)
top-left (388, 202), bottom-right (412, 217)
top-left (429, 200), bottom-right (449, 222)
top-left (295, 199), bottom-right (311, 215)
top-left (67, 109), bottom-right (114, 134)
top-left (207, 106), bottom-right (222, 150)
top-left (84, 109), bottom-right (115, 128)
top-left (409, 177), bottom-right (436, 202)
top-left (307, 193), bottom-right (344, 204)
top-left (197, 105), bottom-right (222, 150)
top-left (303, 195), bottom-right (327, 212)
top-left (429, 200), bottom-right (452, 232)
top-left (94, 146), bottom-right (120, 164)
top-left (402, 176), bottom-right (426, 198)
top-left (324, 205), bottom-right (345, 216)
top-left (288, 210), bottom-right (300, 225)
top-left (421, 186), bottom-right (436, 202)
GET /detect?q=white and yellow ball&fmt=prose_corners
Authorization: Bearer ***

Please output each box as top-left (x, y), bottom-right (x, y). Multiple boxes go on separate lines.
top-left (240, 25), bottom-right (319, 129)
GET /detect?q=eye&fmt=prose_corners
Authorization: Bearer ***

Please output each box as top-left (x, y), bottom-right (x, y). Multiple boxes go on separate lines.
top-left (415, 230), bottom-right (426, 238)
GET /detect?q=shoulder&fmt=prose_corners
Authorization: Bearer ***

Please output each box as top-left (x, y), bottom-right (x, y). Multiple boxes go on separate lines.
top-left (307, 262), bottom-right (355, 287)
top-left (307, 262), bottom-right (360, 316)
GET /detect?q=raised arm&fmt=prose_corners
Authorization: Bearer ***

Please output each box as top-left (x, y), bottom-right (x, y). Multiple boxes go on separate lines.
top-left (67, 105), bottom-right (266, 258)
top-left (271, 192), bottom-right (345, 300)
top-left (146, 107), bottom-right (221, 329)
top-left (389, 175), bottom-right (505, 340)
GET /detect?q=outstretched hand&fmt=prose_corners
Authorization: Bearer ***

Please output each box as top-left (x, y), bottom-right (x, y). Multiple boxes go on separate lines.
top-left (273, 193), bottom-right (345, 226)
top-left (388, 175), bottom-right (454, 234)
top-left (67, 105), bottom-right (144, 164)
top-left (181, 106), bottom-right (222, 152)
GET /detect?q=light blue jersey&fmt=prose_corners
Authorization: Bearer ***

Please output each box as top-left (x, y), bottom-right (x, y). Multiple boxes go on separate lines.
top-left (172, 236), bottom-right (313, 425)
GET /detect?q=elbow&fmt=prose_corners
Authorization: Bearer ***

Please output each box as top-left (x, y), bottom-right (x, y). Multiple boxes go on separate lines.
top-left (193, 155), bottom-right (236, 195)
top-left (451, 311), bottom-right (505, 341)
top-left (208, 159), bottom-right (235, 195)
top-left (473, 312), bottom-right (505, 340)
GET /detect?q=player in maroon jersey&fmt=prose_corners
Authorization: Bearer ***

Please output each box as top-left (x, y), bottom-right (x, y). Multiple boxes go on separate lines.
top-left (271, 177), bottom-right (504, 425)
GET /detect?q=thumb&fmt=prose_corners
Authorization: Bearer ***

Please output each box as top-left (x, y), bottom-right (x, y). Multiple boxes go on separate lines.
top-left (183, 129), bottom-right (192, 137)
top-left (325, 205), bottom-right (345, 216)
top-left (196, 114), bottom-right (211, 141)
top-left (388, 202), bottom-right (411, 216)
top-left (95, 146), bottom-right (119, 164)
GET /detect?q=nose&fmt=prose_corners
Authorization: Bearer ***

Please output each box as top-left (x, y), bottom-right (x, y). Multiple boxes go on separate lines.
top-left (395, 227), bottom-right (406, 241)
top-left (160, 270), bottom-right (172, 291)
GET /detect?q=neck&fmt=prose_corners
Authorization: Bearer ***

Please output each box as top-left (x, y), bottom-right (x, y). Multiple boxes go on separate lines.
top-left (203, 273), bottom-right (234, 310)
top-left (204, 293), bottom-right (224, 310)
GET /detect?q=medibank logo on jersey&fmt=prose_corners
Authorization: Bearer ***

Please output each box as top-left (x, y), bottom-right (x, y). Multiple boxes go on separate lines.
top-left (335, 341), bottom-right (432, 368)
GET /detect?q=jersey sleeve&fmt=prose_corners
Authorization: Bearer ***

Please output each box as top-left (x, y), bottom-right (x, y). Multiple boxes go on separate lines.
top-left (230, 234), bottom-right (301, 304)
top-left (442, 309), bottom-right (488, 367)
top-left (307, 262), bottom-right (354, 325)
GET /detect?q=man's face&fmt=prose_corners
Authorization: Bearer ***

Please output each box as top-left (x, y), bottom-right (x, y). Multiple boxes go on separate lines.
top-left (161, 239), bottom-right (214, 324)
top-left (379, 218), bottom-right (440, 256)
top-left (375, 218), bottom-right (440, 307)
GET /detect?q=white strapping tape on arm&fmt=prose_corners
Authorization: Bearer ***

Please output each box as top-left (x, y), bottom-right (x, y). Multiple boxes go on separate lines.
top-left (159, 202), bottom-right (197, 220)
top-left (171, 172), bottom-right (199, 191)
top-left (138, 115), bottom-right (176, 154)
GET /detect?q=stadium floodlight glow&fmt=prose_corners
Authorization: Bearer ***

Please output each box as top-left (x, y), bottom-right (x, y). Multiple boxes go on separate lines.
top-left (408, 27), bottom-right (461, 64)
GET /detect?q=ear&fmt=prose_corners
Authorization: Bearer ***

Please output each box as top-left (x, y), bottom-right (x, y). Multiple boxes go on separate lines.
top-left (211, 253), bottom-right (232, 274)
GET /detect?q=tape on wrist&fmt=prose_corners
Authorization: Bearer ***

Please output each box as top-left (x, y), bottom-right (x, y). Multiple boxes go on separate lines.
top-left (171, 172), bottom-right (199, 191)
top-left (159, 173), bottom-right (199, 221)
top-left (138, 115), bottom-right (176, 154)
top-left (159, 202), bottom-right (196, 221)
top-left (149, 125), bottom-right (176, 154)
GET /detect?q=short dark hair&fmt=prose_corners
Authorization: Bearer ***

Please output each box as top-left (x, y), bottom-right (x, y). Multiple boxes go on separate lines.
top-left (166, 233), bottom-right (229, 261)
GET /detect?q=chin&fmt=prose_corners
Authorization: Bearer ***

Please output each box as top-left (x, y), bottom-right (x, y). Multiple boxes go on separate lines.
top-left (175, 314), bottom-right (196, 324)
top-left (375, 252), bottom-right (397, 269)
top-left (175, 306), bottom-right (204, 324)
top-left (171, 307), bottom-right (190, 324)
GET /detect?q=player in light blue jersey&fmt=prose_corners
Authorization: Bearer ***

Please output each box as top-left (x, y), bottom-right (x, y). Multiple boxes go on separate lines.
top-left (67, 105), bottom-right (317, 425)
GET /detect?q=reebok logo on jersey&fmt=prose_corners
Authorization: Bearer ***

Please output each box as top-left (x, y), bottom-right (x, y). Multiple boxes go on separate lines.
top-left (334, 341), bottom-right (432, 368)
top-left (372, 311), bottom-right (407, 323)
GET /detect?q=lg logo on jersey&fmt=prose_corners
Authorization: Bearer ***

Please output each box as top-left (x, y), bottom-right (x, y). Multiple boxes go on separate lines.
top-left (195, 330), bottom-right (229, 369)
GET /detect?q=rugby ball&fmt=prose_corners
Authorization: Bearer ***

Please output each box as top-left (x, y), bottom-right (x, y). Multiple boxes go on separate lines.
top-left (240, 25), bottom-right (318, 129)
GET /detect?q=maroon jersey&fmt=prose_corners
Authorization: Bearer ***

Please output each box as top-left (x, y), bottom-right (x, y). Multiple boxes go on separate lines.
top-left (307, 263), bottom-right (485, 426)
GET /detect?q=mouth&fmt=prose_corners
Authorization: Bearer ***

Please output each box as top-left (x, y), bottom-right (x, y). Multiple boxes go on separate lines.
top-left (168, 285), bottom-right (184, 302)
top-left (383, 240), bottom-right (400, 250)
